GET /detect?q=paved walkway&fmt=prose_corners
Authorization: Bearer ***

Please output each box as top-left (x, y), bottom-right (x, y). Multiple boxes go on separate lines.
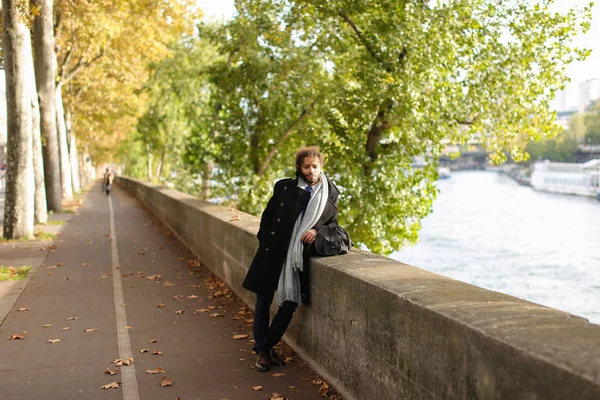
top-left (0, 183), bottom-right (339, 400)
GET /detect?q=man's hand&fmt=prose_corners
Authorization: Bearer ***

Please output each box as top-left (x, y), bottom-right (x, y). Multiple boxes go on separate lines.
top-left (301, 228), bottom-right (318, 244)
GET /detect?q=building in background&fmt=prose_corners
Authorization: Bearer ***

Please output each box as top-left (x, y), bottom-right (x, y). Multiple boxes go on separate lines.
top-left (579, 79), bottom-right (600, 112)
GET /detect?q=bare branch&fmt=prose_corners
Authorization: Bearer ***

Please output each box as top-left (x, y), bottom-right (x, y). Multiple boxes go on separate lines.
top-left (58, 44), bottom-right (74, 80)
top-left (54, 6), bottom-right (62, 40)
top-left (338, 11), bottom-right (391, 72)
top-left (61, 47), bottom-right (106, 85)
top-left (257, 101), bottom-right (317, 176)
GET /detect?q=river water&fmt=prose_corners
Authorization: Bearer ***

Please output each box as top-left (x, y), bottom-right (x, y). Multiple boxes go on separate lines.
top-left (392, 170), bottom-right (600, 324)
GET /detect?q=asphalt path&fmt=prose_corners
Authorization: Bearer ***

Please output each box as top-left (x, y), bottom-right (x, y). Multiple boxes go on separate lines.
top-left (0, 183), bottom-right (336, 400)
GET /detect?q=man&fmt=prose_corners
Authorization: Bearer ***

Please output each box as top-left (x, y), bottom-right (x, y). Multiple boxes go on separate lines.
top-left (242, 146), bottom-right (340, 372)
top-left (104, 168), bottom-right (115, 196)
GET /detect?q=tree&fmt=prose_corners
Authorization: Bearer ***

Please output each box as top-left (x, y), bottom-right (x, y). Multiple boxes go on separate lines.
top-left (26, 32), bottom-right (48, 225)
top-left (33, 0), bottom-right (61, 211)
top-left (189, 0), bottom-right (591, 253)
top-left (55, 0), bottom-right (198, 172)
top-left (2, 0), bottom-right (35, 239)
top-left (584, 107), bottom-right (600, 145)
top-left (124, 36), bottom-right (220, 195)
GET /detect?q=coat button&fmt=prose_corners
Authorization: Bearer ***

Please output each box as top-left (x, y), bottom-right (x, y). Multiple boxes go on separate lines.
top-left (280, 202), bottom-right (284, 206)
top-left (265, 248), bottom-right (270, 252)
top-left (277, 219), bottom-right (281, 222)
top-left (271, 231), bottom-right (275, 235)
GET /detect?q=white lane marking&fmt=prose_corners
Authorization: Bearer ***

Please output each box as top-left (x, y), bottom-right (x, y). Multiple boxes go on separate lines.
top-left (109, 194), bottom-right (140, 400)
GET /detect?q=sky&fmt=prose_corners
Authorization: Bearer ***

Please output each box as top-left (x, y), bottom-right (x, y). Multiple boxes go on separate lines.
top-left (196, 0), bottom-right (599, 84)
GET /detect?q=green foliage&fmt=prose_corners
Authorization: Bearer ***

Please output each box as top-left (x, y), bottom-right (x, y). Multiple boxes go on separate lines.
top-left (584, 107), bottom-right (600, 145)
top-left (176, 0), bottom-right (590, 254)
top-left (120, 34), bottom-right (220, 189)
top-left (0, 266), bottom-right (31, 281)
top-left (526, 113), bottom-right (584, 162)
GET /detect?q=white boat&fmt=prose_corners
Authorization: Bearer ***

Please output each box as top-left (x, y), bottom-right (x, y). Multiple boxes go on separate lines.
top-left (531, 159), bottom-right (600, 197)
top-left (437, 167), bottom-right (451, 179)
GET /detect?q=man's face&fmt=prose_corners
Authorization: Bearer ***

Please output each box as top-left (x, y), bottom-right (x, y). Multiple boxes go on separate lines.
top-left (300, 156), bottom-right (321, 185)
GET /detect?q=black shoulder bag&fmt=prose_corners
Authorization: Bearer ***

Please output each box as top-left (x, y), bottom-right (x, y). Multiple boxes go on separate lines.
top-left (311, 224), bottom-right (353, 257)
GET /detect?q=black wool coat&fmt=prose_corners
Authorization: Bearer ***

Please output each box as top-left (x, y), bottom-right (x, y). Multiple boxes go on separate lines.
top-left (242, 176), bottom-right (340, 296)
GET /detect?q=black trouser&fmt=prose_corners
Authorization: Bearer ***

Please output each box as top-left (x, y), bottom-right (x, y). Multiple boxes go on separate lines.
top-left (252, 291), bottom-right (297, 354)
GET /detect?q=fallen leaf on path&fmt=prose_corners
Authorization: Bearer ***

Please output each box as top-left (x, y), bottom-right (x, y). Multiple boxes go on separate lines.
top-left (57, 263), bottom-right (63, 266)
top-left (65, 277), bottom-right (72, 280)
top-left (42, 324), bottom-right (52, 328)
top-left (209, 313), bottom-right (224, 318)
top-left (270, 393), bottom-right (287, 400)
top-left (47, 266), bottom-right (57, 269)
top-left (251, 386), bottom-right (263, 391)
top-left (230, 215), bottom-right (240, 222)
top-left (112, 357), bottom-right (133, 366)
top-left (232, 334), bottom-right (249, 340)
top-left (173, 295), bottom-right (184, 300)
top-left (84, 328), bottom-right (98, 332)
top-left (194, 309), bottom-right (210, 314)
top-left (137, 251), bottom-right (145, 255)
top-left (284, 357), bottom-right (294, 363)
top-left (186, 295), bottom-right (198, 299)
top-left (152, 350), bottom-right (163, 355)
top-left (8, 331), bottom-right (27, 340)
top-left (120, 304), bottom-right (126, 307)
top-left (80, 263), bottom-right (89, 267)
top-left (48, 339), bottom-right (62, 344)
top-left (62, 327), bottom-right (69, 331)
top-left (104, 368), bottom-right (118, 375)
top-left (140, 348), bottom-right (149, 353)
top-left (124, 326), bottom-right (132, 329)
top-left (148, 339), bottom-right (158, 343)
top-left (160, 376), bottom-right (172, 387)
top-left (101, 382), bottom-right (120, 390)
top-left (164, 282), bottom-right (175, 287)
top-left (271, 373), bottom-right (285, 377)
top-left (175, 310), bottom-right (184, 314)
top-left (146, 274), bottom-right (162, 281)
top-left (17, 308), bottom-right (30, 312)
top-left (319, 381), bottom-right (330, 397)
top-left (146, 367), bottom-right (165, 374)
top-left (67, 317), bottom-right (78, 320)
top-left (157, 304), bottom-right (165, 308)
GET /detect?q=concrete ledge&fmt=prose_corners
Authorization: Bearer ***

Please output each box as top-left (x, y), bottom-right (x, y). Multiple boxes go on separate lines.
top-left (117, 176), bottom-right (600, 400)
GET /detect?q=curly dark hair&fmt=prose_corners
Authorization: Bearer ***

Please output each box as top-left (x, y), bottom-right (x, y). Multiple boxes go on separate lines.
top-left (295, 146), bottom-right (324, 170)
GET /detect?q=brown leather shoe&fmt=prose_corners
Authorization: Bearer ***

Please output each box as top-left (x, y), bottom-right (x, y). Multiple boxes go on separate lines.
top-left (268, 347), bottom-right (285, 366)
top-left (255, 352), bottom-right (270, 372)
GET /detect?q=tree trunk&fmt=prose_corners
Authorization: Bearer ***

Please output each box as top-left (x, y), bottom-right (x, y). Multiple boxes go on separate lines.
top-left (78, 152), bottom-right (86, 188)
top-left (27, 39), bottom-right (48, 225)
top-left (2, 0), bottom-right (35, 239)
top-left (33, 0), bottom-right (62, 212)
top-left (156, 148), bottom-right (165, 180)
top-left (146, 143), bottom-right (153, 181)
top-left (80, 146), bottom-right (94, 185)
top-left (55, 84), bottom-right (73, 200)
top-left (201, 159), bottom-right (214, 200)
top-left (66, 109), bottom-right (81, 193)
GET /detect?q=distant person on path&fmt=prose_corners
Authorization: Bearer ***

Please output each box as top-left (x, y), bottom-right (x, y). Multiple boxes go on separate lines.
top-left (242, 146), bottom-right (340, 372)
top-left (103, 168), bottom-right (115, 196)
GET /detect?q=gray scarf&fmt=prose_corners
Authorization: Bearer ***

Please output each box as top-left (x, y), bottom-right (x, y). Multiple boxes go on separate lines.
top-left (276, 172), bottom-right (329, 305)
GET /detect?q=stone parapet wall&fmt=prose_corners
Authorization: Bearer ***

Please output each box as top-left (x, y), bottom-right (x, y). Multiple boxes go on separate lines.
top-left (116, 176), bottom-right (600, 400)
